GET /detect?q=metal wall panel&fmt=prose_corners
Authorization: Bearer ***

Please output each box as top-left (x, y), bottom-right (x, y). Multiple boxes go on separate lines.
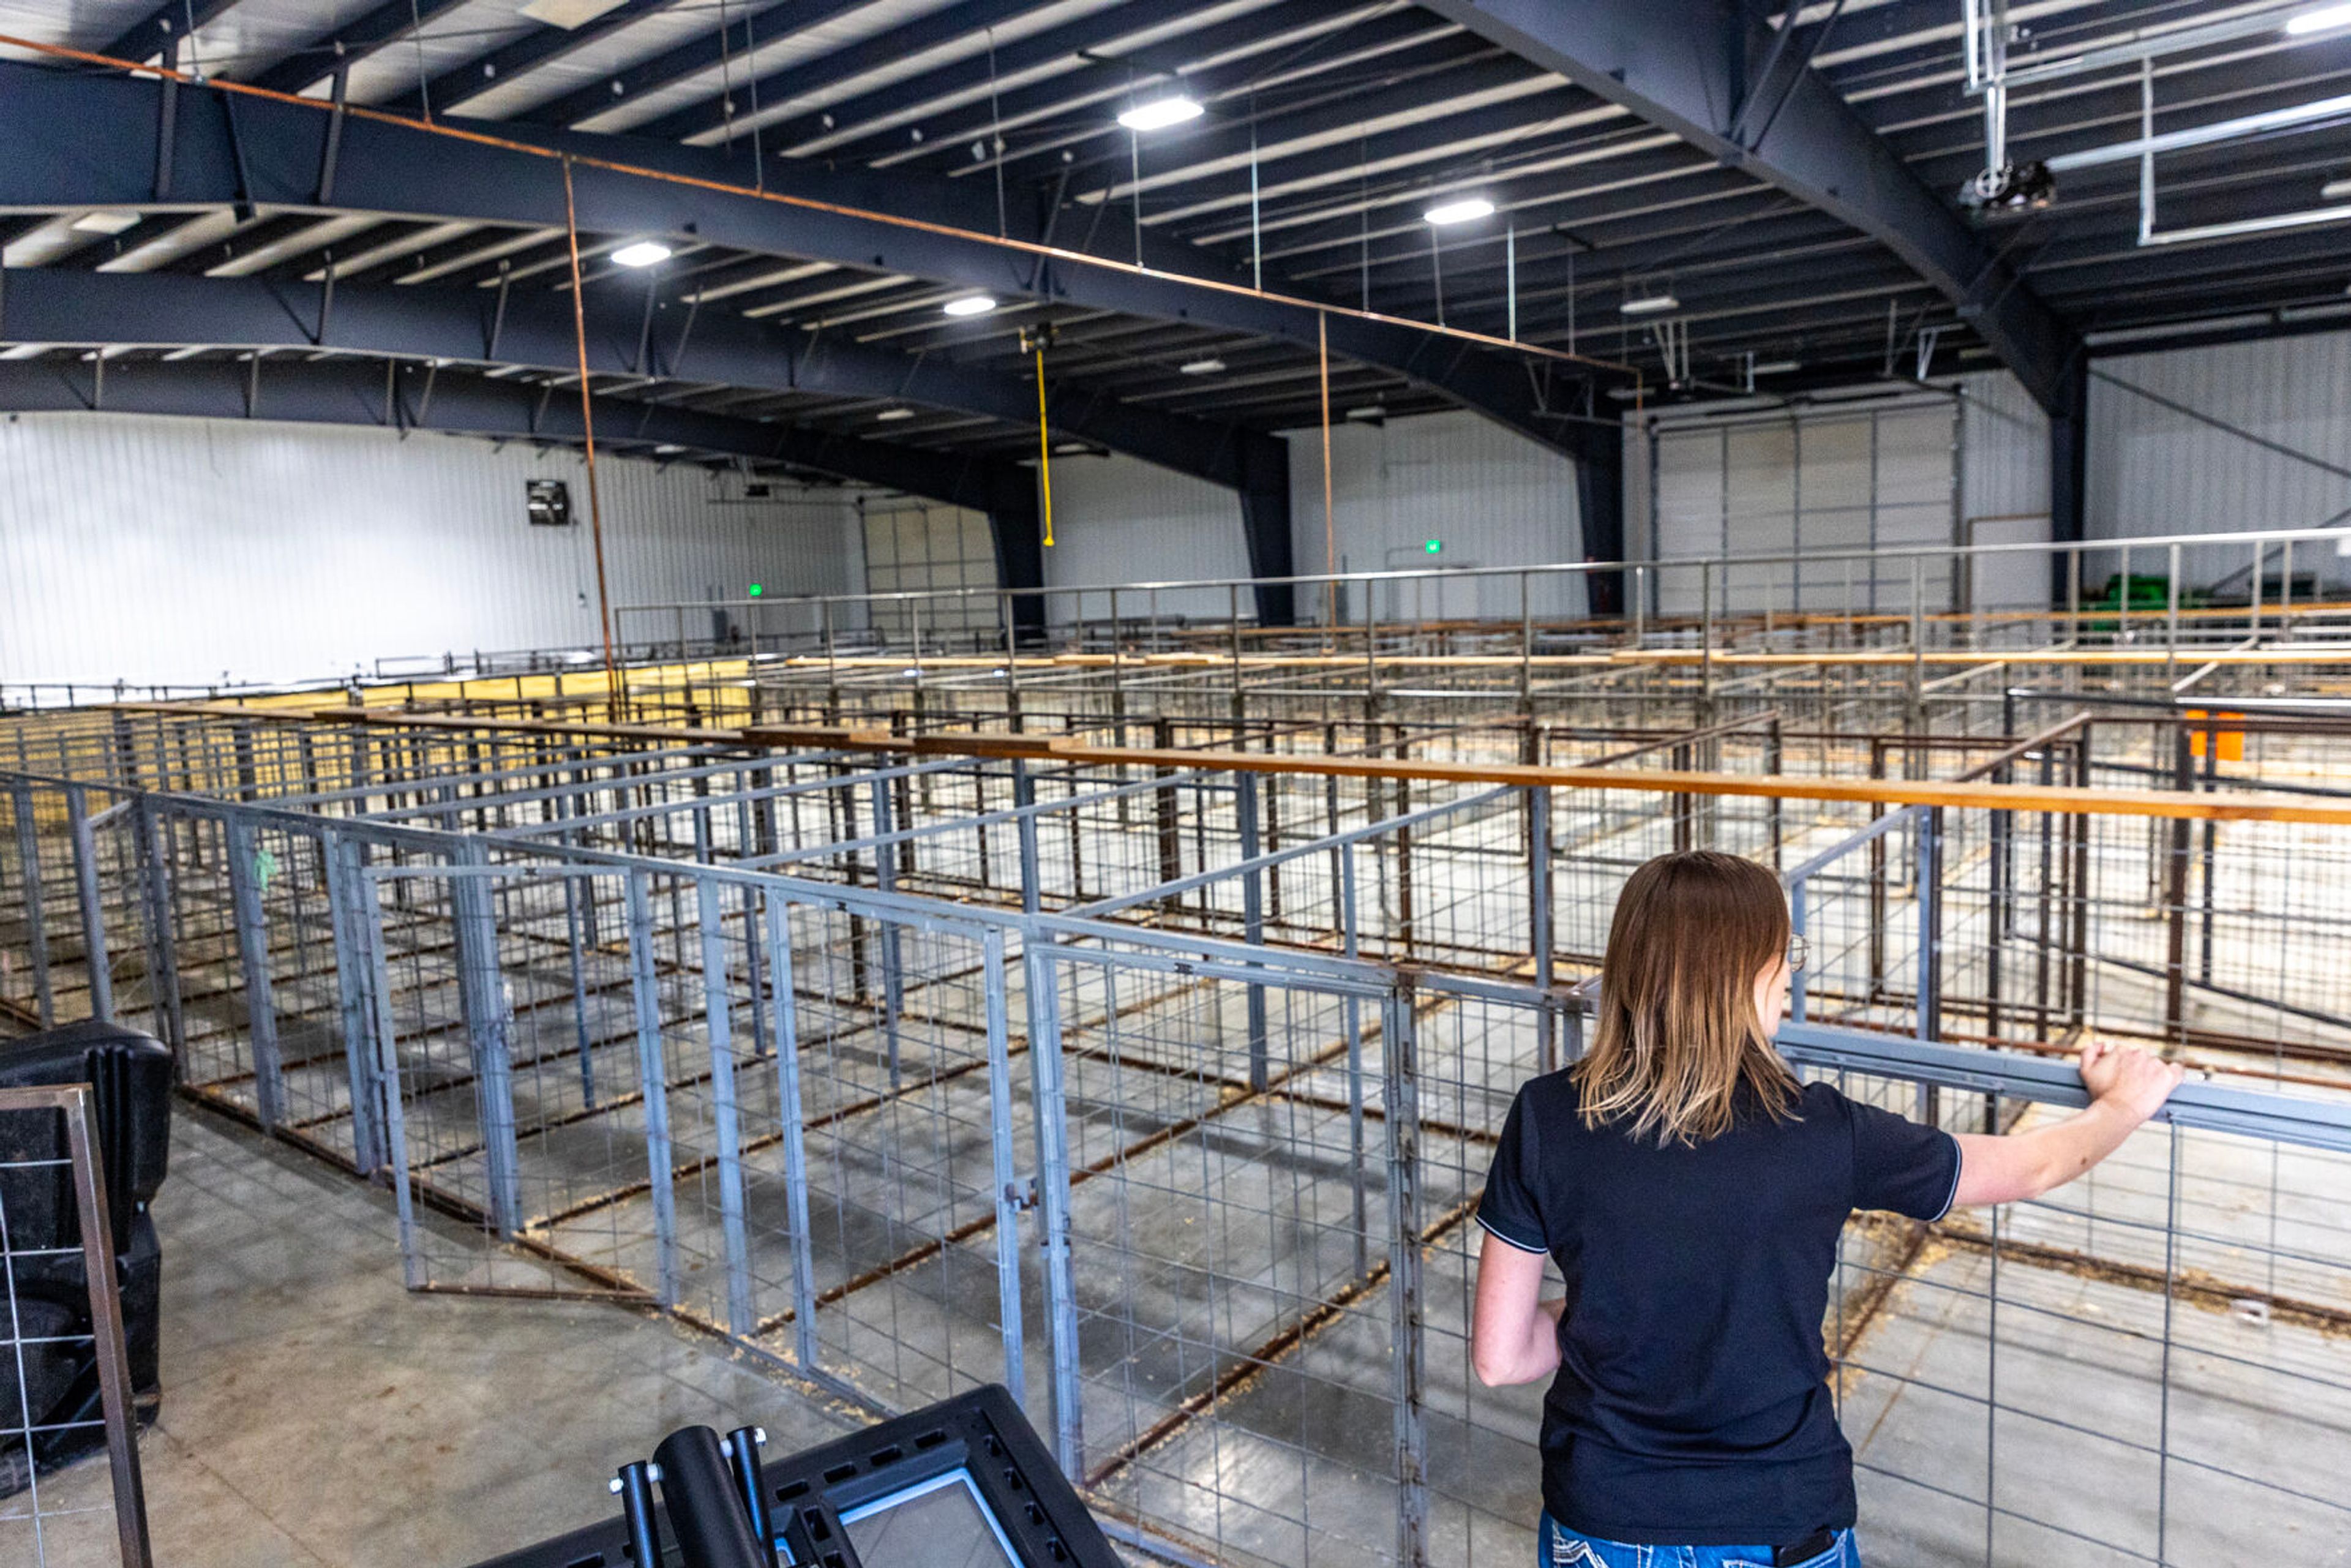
top-left (1647, 395), bottom-right (1963, 617)
top-left (1955, 370), bottom-right (2051, 611)
top-left (1043, 454), bottom-right (1246, 625)
top-left (1295, 410), bottom-right (1589, 622)
top-left (0, 411), bottom-right (863, 686)
top-left (2090, 328), bottom-right (2351, 592)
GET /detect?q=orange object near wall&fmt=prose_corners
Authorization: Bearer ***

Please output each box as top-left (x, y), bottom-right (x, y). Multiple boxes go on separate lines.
top-left (2188, 711), bottom-right (2245, 762)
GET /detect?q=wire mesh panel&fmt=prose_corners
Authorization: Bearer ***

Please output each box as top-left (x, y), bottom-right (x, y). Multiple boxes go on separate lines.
top-left (0, 1089), bottom-right (152, 1568)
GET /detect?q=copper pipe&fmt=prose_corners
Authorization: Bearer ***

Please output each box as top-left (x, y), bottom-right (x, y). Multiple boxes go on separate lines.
top-left (560, 156), bottom-right (623, 721)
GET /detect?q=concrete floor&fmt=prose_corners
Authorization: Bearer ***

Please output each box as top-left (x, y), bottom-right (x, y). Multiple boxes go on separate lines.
top-left (17, 1104), bottom-right (863, 1568)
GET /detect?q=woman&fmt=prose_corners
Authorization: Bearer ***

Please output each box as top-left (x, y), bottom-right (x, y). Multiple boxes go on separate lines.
top-left (1472, 850), bottom-right (2183, 1568)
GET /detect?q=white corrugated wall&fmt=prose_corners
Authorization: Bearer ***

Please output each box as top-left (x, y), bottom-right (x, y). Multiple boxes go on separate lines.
top-left (1039, 455), bottom-right (1245, 624)
top-left (1637, 371), bottom-right (2050, 612)
top-left (2089, 328), bottom-right (2351, 590)
top-left (0, 411), bottom-right (864, 686)
top-left (1037, 408), bottom-right (1588, 624)
top-left (1289, 409), bottom-right (1587, 621)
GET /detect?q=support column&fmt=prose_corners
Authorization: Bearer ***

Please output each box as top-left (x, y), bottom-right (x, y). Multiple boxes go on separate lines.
top-left (986, 471), bottom-right (1048, 645)
top-left (1575, 424), bottom-right (1627, 619)
top-left (1239, 435), bottom-right (1295, 628)
top-left (2049, 353), bottom-right (2089, 605)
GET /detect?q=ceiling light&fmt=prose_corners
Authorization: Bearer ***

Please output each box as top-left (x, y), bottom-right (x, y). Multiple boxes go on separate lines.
top-left (1344, 405), bottom-right (1385, 422)
top-left (1179, 357), bottom-right (1226, 375)
top-left (70, 211), bottom-right (140, 236)
top-left (1423, 197), bottom-right (1495, 226)
top-left (1619, 293), bottom-right (1680, 316)
top-left (2325, 177), bottom-right (2351, 201)
top-left (2286, 3), bottom-right (2351, 34)
top-left (942, 294), bottom-right (996, 317)
top-left (876, 407), bottom-right (915, 421)
top-left (610, 241), bottom-right (672, 268)
top-left (654, 443), bottom-right (685, 454)
top-left (521, 0), bottom-right (632, 26)
top-left (1750, 359), bottom-right (1801, 375)
top-left (1117, 96), bottom-right (1203, 132)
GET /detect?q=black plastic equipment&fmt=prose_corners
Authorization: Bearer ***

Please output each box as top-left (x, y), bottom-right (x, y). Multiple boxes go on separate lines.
top-left (470, 1385), bottom-right (1122, 1568)
top-left (0, 1021), bottom-right (173, 1495)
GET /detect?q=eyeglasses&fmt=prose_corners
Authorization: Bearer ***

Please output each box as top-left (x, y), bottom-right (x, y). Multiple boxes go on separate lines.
top-left (1787, 933), bottom-right (1810, 974)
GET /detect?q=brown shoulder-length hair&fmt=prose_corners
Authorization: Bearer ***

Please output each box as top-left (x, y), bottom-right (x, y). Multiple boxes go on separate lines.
top-left (1571, 850), bottom-right (1799, 1146)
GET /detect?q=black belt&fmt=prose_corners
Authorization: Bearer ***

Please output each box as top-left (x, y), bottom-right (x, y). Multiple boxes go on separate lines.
top-left (1774, 1528), bottom-right (1837, 1566)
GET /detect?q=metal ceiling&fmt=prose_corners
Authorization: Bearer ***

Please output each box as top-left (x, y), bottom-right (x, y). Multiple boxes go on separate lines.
top-left (2, 0), bottom-right (2347, 471)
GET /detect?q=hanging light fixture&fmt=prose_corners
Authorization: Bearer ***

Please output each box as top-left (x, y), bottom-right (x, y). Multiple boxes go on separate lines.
top-left (1118, 96), bottom-right (1203, 132)
top-left (1423, 197), bottom-right (1496, 226)
top-left (610, 241), bottom-right (672, 268)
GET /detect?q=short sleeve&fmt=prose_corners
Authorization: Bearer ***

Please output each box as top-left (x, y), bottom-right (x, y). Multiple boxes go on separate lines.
top-left (1847, 1094), bottom-right (1961, 1221)
top-left (1475, 1090), bottom-right (1548, 1254)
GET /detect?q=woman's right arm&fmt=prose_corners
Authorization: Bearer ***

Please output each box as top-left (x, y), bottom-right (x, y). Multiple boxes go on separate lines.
top-left (1950, 1039), bottom-right (2186, 1207)
top-left (1471, 1231), bottom-right (1564, 1387)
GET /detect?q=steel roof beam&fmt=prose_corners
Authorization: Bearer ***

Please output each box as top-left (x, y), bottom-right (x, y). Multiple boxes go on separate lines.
top-left (1415, 0), bottom-right (2079, 412)
top-left (96, 1), bottom-right (249, 68)
top-left (0, 62), bottom-right (1613, 476)
top-left (529, 0), bottom-right (1036, 138)
top-left (792, 2), bottom-right (1425, 168)
top-left (245, 0), bottom-right (477, 96)
top-left (499, 0), bottom-right (882, 134)
top-left (375, 1), bottom-right (784, 122)
top-left (0, 264), bottom-right (1289, 504)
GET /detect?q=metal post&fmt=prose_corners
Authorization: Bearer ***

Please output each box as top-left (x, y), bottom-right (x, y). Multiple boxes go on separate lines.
top-left (65, 783), bottom-right (113, 1022)
top-left (697, 875), bottom-right (755, 1338)
top-left (1021, 942), bottom-right (1083, 1476)
top-left (2165, 542), bottom-right (2181, 685)
top-left (1916, 807), bottom-right (1943, 1043)
top-left (981, 928), bottom-right (1026, 1400)
top-left (1341, 843), bottom-right (1368, 1281)
top-left (869, 776), bottom-right (906, 1087)
top-left (1528, 786), bottom-right (1556, 1073)
top-left (1382, 978), bottom-right (1427, 1568)
top-left (765, 896), bottom-right (822, 1372)
top-left (451, 847), bottom-right (523, 1236)
top-left (135, 797), bottom-right (183, 1054)
top-left (1013, 760), bottom-right (1042, 914)
top-left (224, 812), bottom-right (285, 1128)
top-left (9, 781), bottom-right (53, 1028)
top-left (1236, 772), bottom-right (1269, 1090)
top-left (626, 870), bottom-right (681, 1306)
top-left (45, 1084), bottom-right (156, 1568)
top-left (323, 833), bottom-right (385, 1172)
top-left (2165, 726), bottom-right (2192, 1045)
top-left (1788, 876), bottom-right (1809, 1024)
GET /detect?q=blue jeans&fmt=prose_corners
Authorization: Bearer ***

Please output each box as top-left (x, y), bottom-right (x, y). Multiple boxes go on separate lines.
top-left (1540, 1514), bottom-right (1859, 1568)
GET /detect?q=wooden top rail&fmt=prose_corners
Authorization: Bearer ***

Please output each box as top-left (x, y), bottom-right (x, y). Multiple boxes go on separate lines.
top-left (99, 701), bottom-right (2351, 826)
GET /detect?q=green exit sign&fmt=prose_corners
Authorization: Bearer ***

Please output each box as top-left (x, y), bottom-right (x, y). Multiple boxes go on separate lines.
top-left (1423, 538), bottom-right (1442, 555)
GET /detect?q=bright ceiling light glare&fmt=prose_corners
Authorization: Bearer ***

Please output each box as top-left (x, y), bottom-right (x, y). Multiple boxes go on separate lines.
top-left (1619, 293), bottom-right (1681, 316)
top-left (2285, 3), bottom-right (2351, 34)
top-left (2323, 176), bottom-right (2351, 201)
top-left (1344, 405), bottom-right (1385, 422)
top-left (876, 407), bottom-right (915, 421)
top-left (1179, 357), bottom-right (1226, 375)
top-left (610, 240), bottom-right (672, 268)
top-left (70, 211), bottom-right (140, 236)
top-left (1751, 359), bottom-right (1801, 375)
top-left (1423, 197), bottom-right (1496, 226)
top-left (1117, 96), bottom-right (1204, 132)
top-left (942, 294), bottom-right (997, 317)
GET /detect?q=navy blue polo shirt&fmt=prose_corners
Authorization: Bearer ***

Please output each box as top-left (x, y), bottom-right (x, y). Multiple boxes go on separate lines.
top-left (1476, 1070), bottom-right (1960, 1545)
